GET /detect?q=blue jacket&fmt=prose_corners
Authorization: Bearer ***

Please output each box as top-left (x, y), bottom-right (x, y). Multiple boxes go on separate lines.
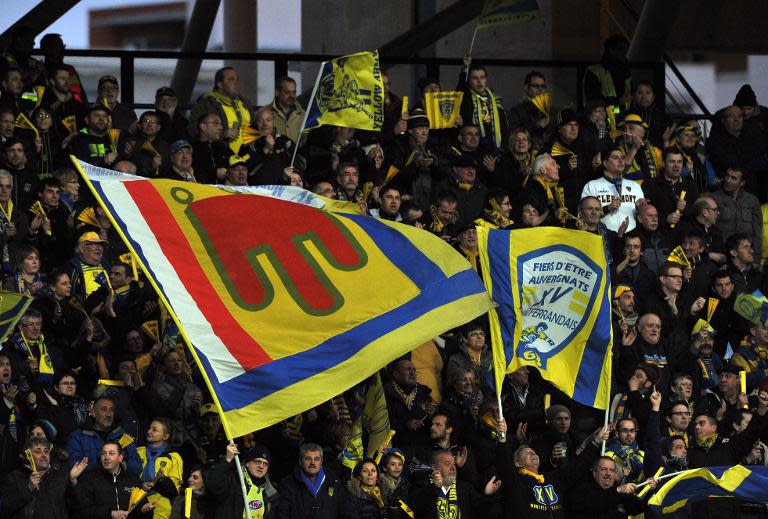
top-left (66, 419), bottom-right (142, 475)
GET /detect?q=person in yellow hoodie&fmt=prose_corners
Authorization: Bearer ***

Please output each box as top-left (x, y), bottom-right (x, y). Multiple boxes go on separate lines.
top-left (138, 418), bottom-right (183, 519)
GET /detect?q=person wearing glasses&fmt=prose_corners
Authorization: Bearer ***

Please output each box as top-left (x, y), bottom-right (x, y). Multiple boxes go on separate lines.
top-left (665, 401), bottom-right (692, 446)
top-left (508, 71), bottom-right (553, 151)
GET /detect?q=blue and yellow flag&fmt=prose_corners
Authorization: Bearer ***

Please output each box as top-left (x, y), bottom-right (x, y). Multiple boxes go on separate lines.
top-left (477, 0), bottom-right (540, 29)
top-left (649, 465), bottom-right (768, 514)
top-left (424, 92), bottom-right (464, 130)
top-left (0, 292), bottom-right (32, 343)
top-left (74, 159), bottom-right (491, 438)
top-left (303, 51), bottom-right (384, 132)
top-left (477, 227), bottom-right (612, 409)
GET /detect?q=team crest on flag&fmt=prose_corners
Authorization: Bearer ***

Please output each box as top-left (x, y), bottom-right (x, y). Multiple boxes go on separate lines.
top-left (304, 51), bottom-right (385, 132)
top-left (425, 91), bottom-right (464, 130)
top-left (516, 247), bottom-right (602, 369)
top-left (477, 227), bottom-right (612, 410)
top-left (75, 159), bottom-right (491, 438)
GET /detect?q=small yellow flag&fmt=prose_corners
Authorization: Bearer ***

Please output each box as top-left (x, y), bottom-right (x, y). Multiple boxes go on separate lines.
top-left (706, 298), bottom-right (719, 323)
top-left (127, 487), bottom-right (146, 513)
top-left (141, 320), bottom-right (160, 343)
top-left (667, 246), bottom-right (690, 267)
top-left (424, 91), bottom-right (464, 129)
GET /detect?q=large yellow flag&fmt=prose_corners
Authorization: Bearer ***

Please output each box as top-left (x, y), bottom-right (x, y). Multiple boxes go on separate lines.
top-left (303, 51), bottom-right (385, 132)
top-left (76, 158), bottom-right (492, 438)
top-left (477, 226), bottom-right (612, 409)
top-left (424, 92), bottom-right (464, 129)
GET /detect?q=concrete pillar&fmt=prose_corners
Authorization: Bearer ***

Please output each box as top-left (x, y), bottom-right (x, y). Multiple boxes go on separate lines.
top-left (223, 0), bottom-right (257, 102)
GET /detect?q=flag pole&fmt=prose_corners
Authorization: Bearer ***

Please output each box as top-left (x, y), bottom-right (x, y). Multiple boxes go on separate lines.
top-left (635, 469), bottom-right (689, 488)
top-left (230, 440), bottom-right (253, 519)
top-left (290, 60), bottom-right (325, 170)
top-left (465, 25), bottom-right (479, 81)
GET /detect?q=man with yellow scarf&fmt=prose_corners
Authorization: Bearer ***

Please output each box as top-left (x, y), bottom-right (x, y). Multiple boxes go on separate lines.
top-left (458, 57), bottom-right (509, 155)
top-left (412, 449), bottom-right (501, 519)
top-left (3, 309), bottom-right (62, 386)
top-left (190, 67), bottom-right (254, 154)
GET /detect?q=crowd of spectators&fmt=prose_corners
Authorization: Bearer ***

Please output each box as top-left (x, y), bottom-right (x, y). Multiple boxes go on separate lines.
top-left (1, 26), bottom-right (768, 518)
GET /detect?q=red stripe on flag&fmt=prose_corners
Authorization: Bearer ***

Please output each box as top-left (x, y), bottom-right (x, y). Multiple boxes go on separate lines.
top-left (124, 181), bottom-right (272, 370)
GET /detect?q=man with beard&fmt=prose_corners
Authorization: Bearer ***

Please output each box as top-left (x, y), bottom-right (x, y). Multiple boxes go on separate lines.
top-left (611, 285), bottom-right (638, 355)
top-left (369, 184), bottom-right (402, 221)
top-left (67, 104), bottom-right (115, 168)
top-left (64, 232), bottom-right (112, 302)
top-left (154, 86), bottom-right (188, 143)
top-left (38, 66), bottom-right (84, 135)
top-left (678, 320), bottom-right (724, 394)
top-left (37, 33), bottom-right (86, 103)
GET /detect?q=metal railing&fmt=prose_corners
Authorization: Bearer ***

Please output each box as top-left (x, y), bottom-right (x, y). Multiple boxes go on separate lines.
top-left (44, 48), bottom-right (673, 115)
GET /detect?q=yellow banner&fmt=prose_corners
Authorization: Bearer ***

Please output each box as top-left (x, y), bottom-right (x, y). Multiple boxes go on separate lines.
top-left (424, 91), bottom-right (464, 130)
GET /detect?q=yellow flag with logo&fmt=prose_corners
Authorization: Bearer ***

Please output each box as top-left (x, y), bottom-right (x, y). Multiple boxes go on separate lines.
top-left (424, 92), bottom-right (464, 129)
top-left (477, 226), bottom-right (613, 409)
top-left (303, 51), bottom-right (385, 132)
